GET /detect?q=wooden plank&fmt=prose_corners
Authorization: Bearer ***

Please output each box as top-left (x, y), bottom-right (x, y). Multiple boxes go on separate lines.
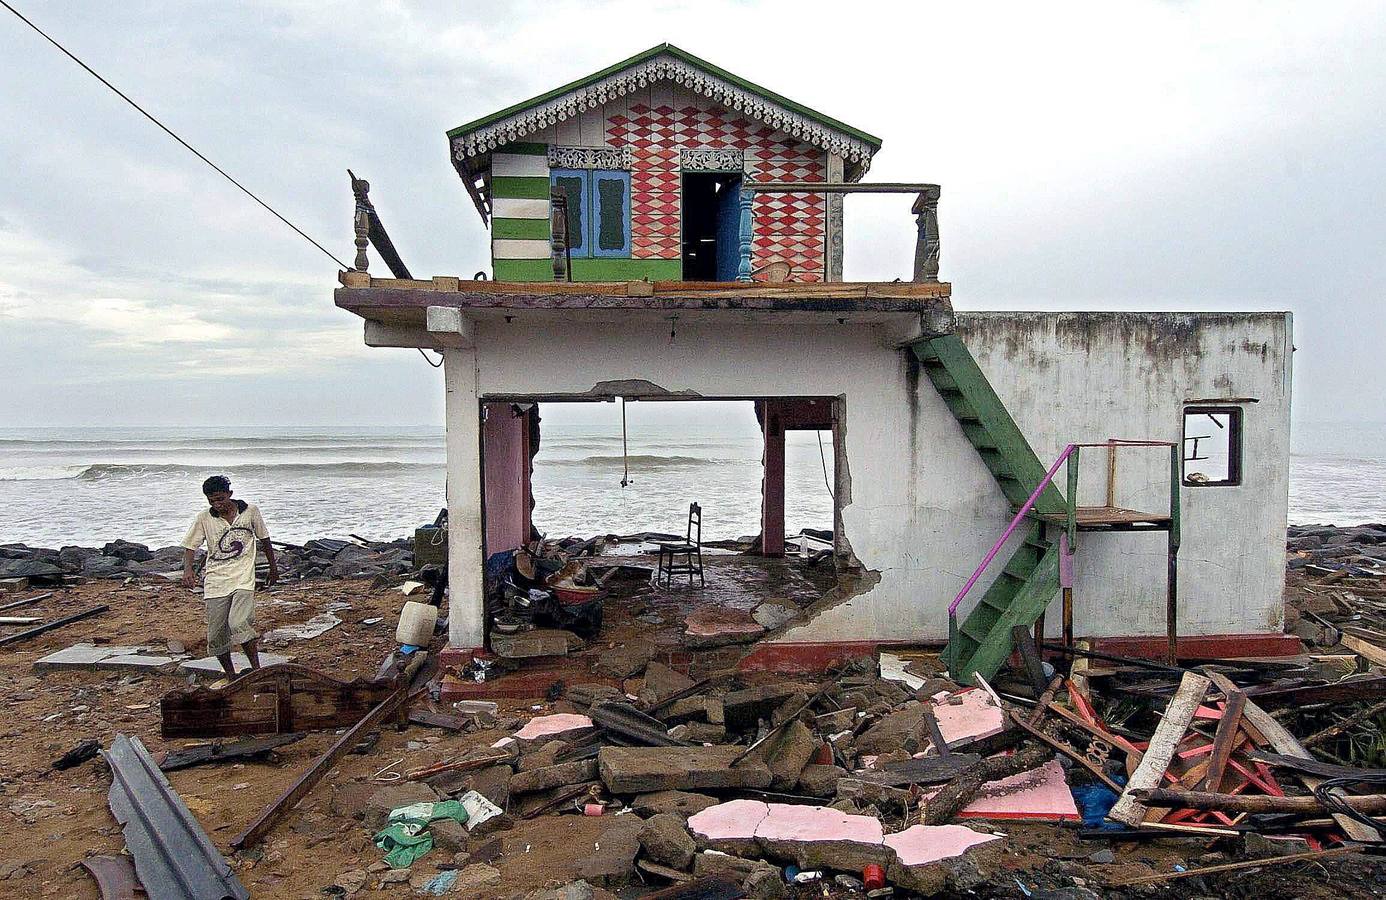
top-left (0, 604), bottom-right (107, 647)
top-left (231, 686), bottom-right (417, 850)
top-left (1340, 631), bottom-right (1386, 667)
top-left (1207, 671), bottom-right (1382, 842)
top-left (1109, 672), bottom-right (1210, 825)
top-left (1198, 689), bottom-right (1246, 791)
top-left (1107, 846), bottom-right (1355, 888)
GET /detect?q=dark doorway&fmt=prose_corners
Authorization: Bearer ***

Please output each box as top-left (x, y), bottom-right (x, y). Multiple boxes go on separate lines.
top-left (681, 172), bottom-right (742, 281)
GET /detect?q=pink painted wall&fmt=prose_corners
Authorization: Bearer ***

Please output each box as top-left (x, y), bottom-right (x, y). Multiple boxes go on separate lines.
top-left (483, 403), bottom-right (531, 555)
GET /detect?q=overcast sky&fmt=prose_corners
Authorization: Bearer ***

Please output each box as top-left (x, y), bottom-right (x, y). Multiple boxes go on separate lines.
top-left (0, 1), bottom-right (1381, 428)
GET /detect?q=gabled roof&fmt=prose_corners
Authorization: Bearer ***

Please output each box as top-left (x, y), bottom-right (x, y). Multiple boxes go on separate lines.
top-left (448, 43), bottom-right (881, 177)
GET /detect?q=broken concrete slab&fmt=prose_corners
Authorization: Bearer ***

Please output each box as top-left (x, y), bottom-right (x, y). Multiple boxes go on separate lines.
top-left (925, 759), bottom-right (1079, 822)
top-left (797, 764), bottom-right (846, 797)
top-left (690, 801), bottom-right (1003, 881)
top-left (884, 824), bottom-right (1003, 893)
top-left (509, 759), bottom-right (598, 795)
top-left (639, 812), bottom-right (697, 870)
top-left (34, 644), bottom-right (182, 673)
top-left (178, 652), bottom-right (292, 677)
top-left (641, 661), bottom-right (695, 703)
top-left (500, 713), bottom-right (593, 744)
top-left (761, 720), bottom-right (817, 790)
top-left (682, 607), bottom-right (765, 649)
top-left (722, 683), bottom-right (813, 732)
top-left (260, 613), bottom-right (340, 645)
top-left (751, 601), bottom-right (798, 631)
top-left (576, 816), bottom-right (643, 887)
top-left (632, 791), bottom-right (721, 819)
top-left (598, 746), bottom-right (772, 794)
top-left (490, 629), bottom-right (582, 659)
top-left (931, 688), bottom-right (1006, 747)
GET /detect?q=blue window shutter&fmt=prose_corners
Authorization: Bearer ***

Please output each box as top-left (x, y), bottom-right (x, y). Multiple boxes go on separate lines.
top-left (590, 170), bottom-right (631, 257)
top-left (550, 169), bottom-right (588, 257)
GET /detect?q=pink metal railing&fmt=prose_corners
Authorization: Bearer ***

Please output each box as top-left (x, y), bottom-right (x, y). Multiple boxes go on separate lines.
top-left (949, 444), bottom-right (1076, 616)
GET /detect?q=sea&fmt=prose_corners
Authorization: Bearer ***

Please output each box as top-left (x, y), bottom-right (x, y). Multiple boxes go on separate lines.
top-left (0, 415), bottom-right (1381, 549)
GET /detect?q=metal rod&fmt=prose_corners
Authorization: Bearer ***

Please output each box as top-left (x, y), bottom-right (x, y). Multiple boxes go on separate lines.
top-left (0, 604), bottom-right (107, 646)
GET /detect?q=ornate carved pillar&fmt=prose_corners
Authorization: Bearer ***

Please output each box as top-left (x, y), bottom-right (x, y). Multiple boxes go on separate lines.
top-left (911, 185), bottom-right (941, 283)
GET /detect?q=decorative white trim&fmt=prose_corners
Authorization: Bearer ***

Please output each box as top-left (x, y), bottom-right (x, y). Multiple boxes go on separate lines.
top-left (454, 51), bottom-right (876, 169)
top-left (547, 145), bottom-right (632, 170)
top-left (680, 148), bottom-right (745, 172)
top-left (492, 198), bottom-right (550, 219)
top-left (492, 153), bottom-right (551, 177)
top-left (491, 238), bottom-right (551, 260)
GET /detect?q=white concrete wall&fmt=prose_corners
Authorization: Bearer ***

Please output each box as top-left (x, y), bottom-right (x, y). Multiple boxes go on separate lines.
top-left (445, 311), bottom-right (1291, 645)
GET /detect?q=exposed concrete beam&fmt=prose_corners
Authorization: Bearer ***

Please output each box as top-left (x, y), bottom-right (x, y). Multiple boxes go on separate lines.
top-left (364, 321), bottom-right (435, 349)
top-left (426, 306), bottom-right (476, 349)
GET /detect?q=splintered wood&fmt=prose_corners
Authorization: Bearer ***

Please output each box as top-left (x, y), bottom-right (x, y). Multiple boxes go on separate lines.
top-left (1108, 672), bottom-right (1209, 826)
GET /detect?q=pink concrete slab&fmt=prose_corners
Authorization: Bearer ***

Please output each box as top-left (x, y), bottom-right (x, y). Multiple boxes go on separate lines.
top-left (884, 824), bottom-right (1002, 866)
top-left (754, 804), bottom-right (884, 846)
top-left (931, 688), bottom-right (1005, 746)
top-left (952, 759), bottom-right (1079, 821)
top-left (510, 713), bottom-right (593, 741)
top-left (687, 799), bottom-right (770, 841)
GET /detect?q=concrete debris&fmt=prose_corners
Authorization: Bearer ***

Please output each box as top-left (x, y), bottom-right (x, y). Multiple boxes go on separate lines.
top-left (598, 746), bottom-right (772, 794)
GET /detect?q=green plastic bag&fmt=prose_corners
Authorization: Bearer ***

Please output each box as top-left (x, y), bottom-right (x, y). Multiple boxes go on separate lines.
top-left (373, 799), bottom-right (470, 868)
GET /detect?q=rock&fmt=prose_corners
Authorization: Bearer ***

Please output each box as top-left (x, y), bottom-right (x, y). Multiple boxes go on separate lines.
top-left (577, 817), bottom-right (643, 886)
top-left (362, 782), bottom-right (439, 830)
top-left (329, 781), bottom-right (381, 820)
top-left (693, 851), bottom-right (764, 880)
top-left (632, 790), bottom-right (721, 819)
top-left (564, 683), bottom-right (624, 707)
top-left (334, 868), bottom-right (368, 895)
top-left (641, 661), bottom-right (695, 702)
top-left (797, 764), bottom-right (846, 797)
top-left (594, 639), bottom-right (657, 677)
top-left (667, 722), bottom-right (726, 744)
top-left (721, 684), bottom-right (812, 732)
top-left (518, 742), bottom-right (565, 772)
top-left (599, 746), bottom-right (772, 794)
top-left (511, 759), bottom-right (599, 795)
top-left (853, 703), bottom-right (925, 756)
top-left (639, 812), bottom-right (696, 870)
top-left (525, 881), bottom-right (596, 900)
top-left (1087, 848), bottom-right (1115, 864)
top-left (0, 559), bottom-right (65, 578)
top-left (682, 607), bottom-right (765, 649)
top-left (743, 863), bottom-right (787, 898)
top-left (103, 539), bottom-right (153, 561)
top-left (470, 764), bottom-right (513, 808)
top-left (751, 601), bottom-right (798, 630)
top-left (453, 863), bottom-right (503, 894)
top-left (380, 868), bottom-right (410, 885)
top-left (430, 817), bottom-right (469, 853)
top-left (763, 720), bottom-right (816, 790)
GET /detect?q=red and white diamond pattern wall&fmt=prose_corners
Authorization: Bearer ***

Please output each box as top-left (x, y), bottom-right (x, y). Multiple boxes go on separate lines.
top-left (605, 91), bottom-right (826, 282)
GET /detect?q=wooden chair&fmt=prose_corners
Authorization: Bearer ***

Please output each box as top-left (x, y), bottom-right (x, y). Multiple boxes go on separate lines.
top-left (656, 503), bottom-right (705, 588)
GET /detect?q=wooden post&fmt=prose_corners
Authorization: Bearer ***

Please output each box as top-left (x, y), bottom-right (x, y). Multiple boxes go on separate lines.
top-left (737, 186), bottom-right (754, 283)
top-left (351, 173), bottom-right (371, 273)
top-left (1105, 440), bottom-right (1117, 508)
top-left (550, 189), bottom-right (570, 282)
top-left (911, 185), bottom-right (941, 283)
top-left (1059, 532), bottom-right (1074, 650)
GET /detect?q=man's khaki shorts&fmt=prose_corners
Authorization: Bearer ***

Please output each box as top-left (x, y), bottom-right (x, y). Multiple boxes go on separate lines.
top-left (205, 589), bottom-right (257, 656)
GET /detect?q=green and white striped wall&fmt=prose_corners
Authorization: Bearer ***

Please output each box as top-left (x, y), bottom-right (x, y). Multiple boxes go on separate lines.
top-left (490, 143), bottom-right (553, 282)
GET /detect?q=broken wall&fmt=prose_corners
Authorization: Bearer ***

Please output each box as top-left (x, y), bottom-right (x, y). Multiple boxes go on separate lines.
top-left (451, 310), bottom-right (1291, 644)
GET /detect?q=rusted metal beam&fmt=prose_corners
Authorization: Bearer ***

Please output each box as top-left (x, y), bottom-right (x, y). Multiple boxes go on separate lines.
top-left (231, 686), bottom-right (416, 850)
top-left (79, 855), bottom-right (140, 900)
top-left (0, 604), bottom-right (107, 647)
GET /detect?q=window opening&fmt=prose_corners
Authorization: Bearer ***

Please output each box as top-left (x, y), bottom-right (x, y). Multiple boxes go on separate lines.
top-left (1182, 406), bottom-right (1243, 486)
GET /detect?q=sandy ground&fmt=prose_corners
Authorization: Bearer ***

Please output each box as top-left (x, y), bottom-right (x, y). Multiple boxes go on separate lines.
top-left (3, 566), bottom-right (1386, 899)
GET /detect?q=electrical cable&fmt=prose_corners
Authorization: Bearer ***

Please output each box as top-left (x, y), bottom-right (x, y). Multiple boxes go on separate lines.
top-left (1, 0), bottom-right (350, 269)
top-left (1313, 774), bottom-right (1386, 834)
top-left (817, 429), bottom-right (834, 500)
top-left (416, 348), bottom-right (443, 367)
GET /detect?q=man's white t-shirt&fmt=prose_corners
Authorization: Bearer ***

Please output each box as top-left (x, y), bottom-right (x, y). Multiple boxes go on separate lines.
top-left (180, 502), bottom-right (269, 598)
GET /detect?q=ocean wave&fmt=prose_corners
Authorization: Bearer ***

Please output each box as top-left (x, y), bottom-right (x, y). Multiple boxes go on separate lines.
top-left (539, 454), bottom-right (746, 469)
top-left (0, 461), bottom-right (445, 482)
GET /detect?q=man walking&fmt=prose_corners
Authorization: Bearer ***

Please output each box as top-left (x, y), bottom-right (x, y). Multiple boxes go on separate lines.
top-left (181, 475), bottom-right (278, 679)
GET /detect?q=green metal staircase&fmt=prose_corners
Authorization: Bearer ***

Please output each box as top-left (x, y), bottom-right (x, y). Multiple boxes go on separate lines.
top-left (911, 334), bottom-right (1065, 683)
top-left (911, 334), bottom-right (1183, 683)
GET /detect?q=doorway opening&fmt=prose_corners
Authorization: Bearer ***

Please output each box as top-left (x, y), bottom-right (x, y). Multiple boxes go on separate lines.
top-left (681, 172), bottom-right (743, 281)
top-left (476, 396), bottom-right (842, 669)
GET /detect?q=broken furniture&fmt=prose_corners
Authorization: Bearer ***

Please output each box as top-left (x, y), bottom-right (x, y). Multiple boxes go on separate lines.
top-left (159, 663), bottom-right (399, 738)
top-left (656, 503), bottom-right (705, 589)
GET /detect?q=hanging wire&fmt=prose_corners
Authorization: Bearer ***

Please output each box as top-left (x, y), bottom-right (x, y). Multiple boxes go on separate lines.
top-left (619, 397), bottom-right (631, 487)
top-left (417, 348), bottom-right (443, 368)
top-left (817, 429), bottom-right (834, 500)
top-left (1, 0), bottom-right (350, 269)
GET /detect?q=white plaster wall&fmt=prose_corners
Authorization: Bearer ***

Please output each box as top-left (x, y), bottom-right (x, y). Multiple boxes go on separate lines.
top-left (455, 311), bottom-right (1291, 643)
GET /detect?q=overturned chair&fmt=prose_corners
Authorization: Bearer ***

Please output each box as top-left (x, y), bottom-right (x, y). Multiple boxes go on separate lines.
top-left (655, 503), bottom-right (705, 588)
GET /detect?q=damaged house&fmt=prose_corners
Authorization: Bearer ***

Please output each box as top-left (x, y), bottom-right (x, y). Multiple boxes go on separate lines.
top-left (335, 43), bottom-right (1294, 690)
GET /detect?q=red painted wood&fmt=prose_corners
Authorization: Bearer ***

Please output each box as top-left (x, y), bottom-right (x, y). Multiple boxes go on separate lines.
top-left (1093, 633), bottom-right (1302, 660)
